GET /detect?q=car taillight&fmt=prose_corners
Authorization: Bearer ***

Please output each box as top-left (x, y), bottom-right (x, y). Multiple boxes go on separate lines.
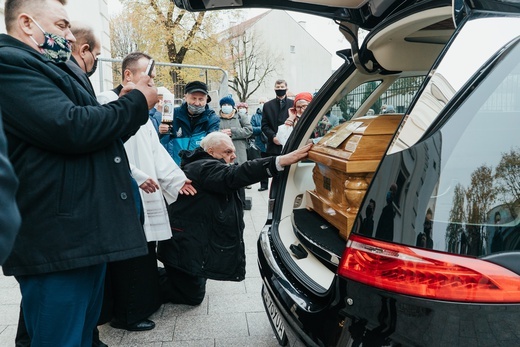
top-left (338, 234), bottom-right (520, 303)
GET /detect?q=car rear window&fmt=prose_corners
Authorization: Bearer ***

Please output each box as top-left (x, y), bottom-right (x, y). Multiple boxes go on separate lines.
top-left (356, 39), bottom-right (520, 256)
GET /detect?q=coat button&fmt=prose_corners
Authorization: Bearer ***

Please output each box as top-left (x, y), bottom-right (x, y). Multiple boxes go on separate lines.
top-left (120, 192), bottom-right (128, 200)
top-left (114, 156), bottom-right (121, 163)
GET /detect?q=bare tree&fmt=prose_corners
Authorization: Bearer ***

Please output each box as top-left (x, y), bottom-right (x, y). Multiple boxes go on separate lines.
top-left (226, 29), bottom-right (278, 102)
top-left (110, 15), bottom-right (142, 59)
top-left (465, 164), bottom-right (496, 255)
top-left (445, 183), bottom-right (466, 253)
top-left (495, 147), bottom-right (520, 218)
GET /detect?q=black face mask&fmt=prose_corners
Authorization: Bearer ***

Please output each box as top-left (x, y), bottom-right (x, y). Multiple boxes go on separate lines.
top-left (86, 56), bottom-right (98, 77)
top-left (275, 89), bottom-right (287, 97)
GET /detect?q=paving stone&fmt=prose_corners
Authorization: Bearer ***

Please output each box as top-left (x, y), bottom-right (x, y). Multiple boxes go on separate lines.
top-left (244, 277), bottom-right (264, 294)
top-left (0, 286), bottom-right (20, 305)
top-left (0, 325), bottom-right (17, 347)
top-left (173, 313), bottom-right (248, 341)
top-left (0, 304), bottom-right (21, 325)
top-left (208, 292), bottom-right (264, 314)
top-left (98, 323), bottom-right (125, 346)
top-left (216, 335), bottom-right (281, 347)
top-left (206, 279), bottom-right (245, 295)
top-left (246, 312), bottom-right (277, 337)
top-left (1, 181), bottom-right (277, 346)
top-left (162, 300), bottom-right (208, 317)
top-left (162, 338), bottom-right (215, 347)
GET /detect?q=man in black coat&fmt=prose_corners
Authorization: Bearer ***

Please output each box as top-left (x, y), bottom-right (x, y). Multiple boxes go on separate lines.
top-left (0, 107), bottom-right (20, 265)
top-left (157, 132), bottom-right (311, 305)
top-left (261, 79), bottom-right (294, 156)
top-left (14, 21), bottom-right (109, 347)
top-left (0, 1), bottom-right (157, 346)
top-left (66, 21), bottom-right (101, 96)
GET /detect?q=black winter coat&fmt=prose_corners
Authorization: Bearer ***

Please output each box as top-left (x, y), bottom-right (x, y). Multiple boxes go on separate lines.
top-left (157, 147), bottom-right (279, 281)
top-left (0, 34), bottom-right (149, 276)
top-left (261, 96), bottom-right (294, 155)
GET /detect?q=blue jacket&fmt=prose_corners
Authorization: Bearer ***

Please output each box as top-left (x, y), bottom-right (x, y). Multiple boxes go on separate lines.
top-left (148, 107), bottom-right (162, 132)
top-left (250, 108), bottom-right (266, 153)
top-left (160, 102), bottom-right (220, 164)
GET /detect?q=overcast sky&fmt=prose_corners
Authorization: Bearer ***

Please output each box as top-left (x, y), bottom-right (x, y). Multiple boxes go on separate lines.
top-left (107, 0), bottom-right (348, 69)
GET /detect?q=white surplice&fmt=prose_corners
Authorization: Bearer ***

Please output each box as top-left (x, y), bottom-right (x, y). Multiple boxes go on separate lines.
top-left (98, 90), bottom-right (186, 241)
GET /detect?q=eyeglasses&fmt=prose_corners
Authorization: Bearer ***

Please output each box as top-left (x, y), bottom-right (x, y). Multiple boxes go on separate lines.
top-left (295, 104), bottom-right (308, 110)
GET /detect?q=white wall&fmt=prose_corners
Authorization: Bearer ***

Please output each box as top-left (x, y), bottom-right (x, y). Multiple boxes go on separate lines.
top-left (66, 0), bottom-right (112, 93)
top-left (251, 10), bottom-right (332, 104)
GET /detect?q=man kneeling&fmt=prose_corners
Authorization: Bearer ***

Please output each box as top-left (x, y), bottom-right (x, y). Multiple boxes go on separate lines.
top-left (157, 132), bottom-right (311, 304)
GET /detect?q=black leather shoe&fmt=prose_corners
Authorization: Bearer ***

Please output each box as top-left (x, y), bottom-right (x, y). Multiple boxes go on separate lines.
top-left (258, 187), bottom-right (268, 191)
top-left (92, 339), bottom-right (108, 347)
top-left (110, 319), bottom-right (155, 331)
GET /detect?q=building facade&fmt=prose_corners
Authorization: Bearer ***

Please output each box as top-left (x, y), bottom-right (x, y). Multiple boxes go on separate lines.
top-left (226, 10), bottom-right (332, 107)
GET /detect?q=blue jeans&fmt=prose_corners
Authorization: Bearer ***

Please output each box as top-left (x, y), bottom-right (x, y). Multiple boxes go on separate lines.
top-left (16, 264), bottom-right (106, 347)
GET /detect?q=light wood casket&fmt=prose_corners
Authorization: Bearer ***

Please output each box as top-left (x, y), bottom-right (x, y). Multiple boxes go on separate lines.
top-left (306, 114), bottom-right (403, 239)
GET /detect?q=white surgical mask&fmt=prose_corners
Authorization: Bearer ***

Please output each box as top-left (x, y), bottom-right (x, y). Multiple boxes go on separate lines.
top-left (238, 109), bottom-right (247, 116)
top-left (221, 105), bottom-right (233, 114)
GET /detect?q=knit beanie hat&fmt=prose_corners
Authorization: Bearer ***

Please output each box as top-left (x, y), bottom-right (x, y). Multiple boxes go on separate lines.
top-left (219, 95), bottom-right (235, 108)
top-left (237, 102), bottom-right (248, 109)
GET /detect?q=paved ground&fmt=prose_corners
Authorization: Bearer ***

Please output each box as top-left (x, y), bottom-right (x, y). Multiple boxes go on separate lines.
top-left (0, 182), bottom-right (281, 347)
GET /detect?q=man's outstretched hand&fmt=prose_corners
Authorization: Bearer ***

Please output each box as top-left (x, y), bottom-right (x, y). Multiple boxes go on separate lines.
top-left (278, 143), bottom-right (313, 167)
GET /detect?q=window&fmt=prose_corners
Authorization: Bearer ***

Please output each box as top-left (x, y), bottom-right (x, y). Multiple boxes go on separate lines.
top-left (360, 39), bottom-right (520, 256)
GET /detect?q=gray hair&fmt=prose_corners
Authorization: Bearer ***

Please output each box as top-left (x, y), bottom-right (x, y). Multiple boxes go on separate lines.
top-left (200, 132), bottom-right (231, 151)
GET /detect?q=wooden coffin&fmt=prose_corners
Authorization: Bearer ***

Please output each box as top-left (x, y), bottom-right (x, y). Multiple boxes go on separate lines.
top-left (306, 114), bottom-right (403, 239)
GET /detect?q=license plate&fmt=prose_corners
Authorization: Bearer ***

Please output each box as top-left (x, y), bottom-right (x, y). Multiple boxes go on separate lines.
top-left (262, 285), bottom-right (288, 346)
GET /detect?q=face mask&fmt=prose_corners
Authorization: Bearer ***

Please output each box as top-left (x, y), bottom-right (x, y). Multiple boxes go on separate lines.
top-left (29, 17), bottom-right (71, 64)
top-left (275, 89), bottom-right (287, 97)
top-left (258, 104), bottom-right (264, 112)
top-left (84, 51), bottom-right (98, 77)
top-left (238, 109), bottom-right (247, 116)
top-left (187, 103), bottom-right (205, 115)
top-left (221, 105), bottom-right (233, 114)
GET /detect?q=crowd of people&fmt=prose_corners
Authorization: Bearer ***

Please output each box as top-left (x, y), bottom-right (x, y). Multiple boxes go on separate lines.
top-left (0, 1), bottom-right (320, 346)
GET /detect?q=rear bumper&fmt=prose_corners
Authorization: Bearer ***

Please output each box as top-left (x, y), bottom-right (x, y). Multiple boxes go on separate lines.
top-left (258, 224), bottom-right (520, 346)
top-left (339, 279), bottom-right (520, 346)
top-left (260, 280), bottom-right (310, 347)
top-left (257, 226), bottom-right (343, 347)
